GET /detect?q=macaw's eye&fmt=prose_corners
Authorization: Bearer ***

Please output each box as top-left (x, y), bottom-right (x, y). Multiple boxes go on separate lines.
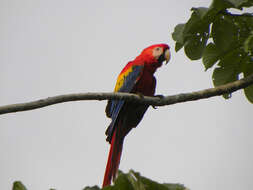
top-left (156, 47), bottom-right (160, 51)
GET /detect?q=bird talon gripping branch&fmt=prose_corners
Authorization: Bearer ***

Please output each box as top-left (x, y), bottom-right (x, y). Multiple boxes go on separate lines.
top-left (151, 95), bottom-right (164, 109)
top-left (136, 92), bottom-right (144, 98)
top-left (155, 94), bottom-right (165, 99)
top-left (152, 105), bottom-right (158, 109)
top-left (103, 44), bottom-right (171, 187)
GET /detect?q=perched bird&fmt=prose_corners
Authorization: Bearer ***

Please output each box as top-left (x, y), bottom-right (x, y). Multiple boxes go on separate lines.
top-left (103, 44), bottom-right (171, 187)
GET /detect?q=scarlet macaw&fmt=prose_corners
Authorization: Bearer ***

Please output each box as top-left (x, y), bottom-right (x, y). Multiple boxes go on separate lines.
top-left (103, 44), bottom-right (171, 187)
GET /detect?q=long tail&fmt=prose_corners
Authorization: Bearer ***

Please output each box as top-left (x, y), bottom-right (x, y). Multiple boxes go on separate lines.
top-left (102, 130), bottom-right (123, 187)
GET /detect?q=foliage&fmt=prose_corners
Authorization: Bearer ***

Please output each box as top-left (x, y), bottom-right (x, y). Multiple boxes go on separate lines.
top-left (12, 181), bottom-right (27, 190)
top-left (172, 0), bottom-right (253, 103)
top-left (12, 170), bottom-right (187, 190)
top-left (92, 170), bottom-right (186, 190)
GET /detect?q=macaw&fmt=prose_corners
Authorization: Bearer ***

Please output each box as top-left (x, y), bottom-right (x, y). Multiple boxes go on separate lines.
top-left (102, 44), bottom-right (171, 187)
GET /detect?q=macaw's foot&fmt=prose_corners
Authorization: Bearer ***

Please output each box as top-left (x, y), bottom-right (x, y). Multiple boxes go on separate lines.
top-left (136, 92), bottom-right (144, 98)
top-left (152, 94), bottom-right (164, 109)
top-left (152, 105), bottom-right (157, 109)
top-left (154, 94), bottom-right (164, 98)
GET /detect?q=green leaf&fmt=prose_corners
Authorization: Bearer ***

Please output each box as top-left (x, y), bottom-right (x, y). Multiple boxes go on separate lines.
top-left (212, 65), bottom-right (238, 87)
top-left (212, 16), bottom-right (238, 52)
top-left (210, 0), bottom-right (233, 11)
top-left (172, 24), bottom-right (185, 44)
top-left (172, 24), bottom-right (186, 52)
top-left (175, 42), bottom-right (184, 52)
top-left (184, 33), bottom-right (209, 60)
top-left (244, 31), bottom-right (253, 54)
top-left (191, 7), bottom-right (209, 19)
top-left (243, 61), bottom-right (253, 103)
top-left (102, 186), bottom-right (112, 190)
top-left (244, 82), bottom-right (253, 103)
top-left (12, 181), bottom-right (27, 190)
top-left (212, 49), bottom-right (242, 99)
top-left (112, 171), bottom-right (135, 190)
top-left (182, 10), bottom-right (210, 60)
top-left (226, 0), bottom-right (248, 8)
top-left (130, 170), bottom-right (186, 190)
top-left (126, 171), bottom-right (146, 190)
top-left (233, 16), bottom-right (253, 44)
top-left (244, 81), bottom-right (253, 103)
top-left (192, 6), bottom-right (219, 24)
top-left (202, 43), bottom-right (221, 70)
top-left (183, 10), bottom-right (209, 35)
top-left (212, 66), bottom-right (236, 99)
top-left (163, 184), bottom-right (187, 190)
top-left (83, 186), bottom-right (101, 190)
top-left (239, 0), bottom-right (253, 8)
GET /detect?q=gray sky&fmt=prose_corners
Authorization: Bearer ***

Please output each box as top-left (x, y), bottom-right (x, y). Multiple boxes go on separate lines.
top-left (1, 0), bottom-right (253, 190)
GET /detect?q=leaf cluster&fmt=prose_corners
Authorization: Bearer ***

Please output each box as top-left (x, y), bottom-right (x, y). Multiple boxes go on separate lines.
top-left (12, 170), bottom-right (187, 190)
top-left (172, 0), bottom-right (253, 102)
top-left (12, 182), bottom-right (27, 190)
top-left (12, 181), bottom-right (57, 190)
top-left (99, 170), bottom-right (186, 190)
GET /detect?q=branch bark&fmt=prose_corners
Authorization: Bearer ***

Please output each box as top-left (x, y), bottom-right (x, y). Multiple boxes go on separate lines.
top-left (1, 73), bottom-right (253, 115)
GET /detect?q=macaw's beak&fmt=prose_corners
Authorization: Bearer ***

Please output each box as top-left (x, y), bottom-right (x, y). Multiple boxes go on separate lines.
top-left (164, 49), bottom-right (171, 64)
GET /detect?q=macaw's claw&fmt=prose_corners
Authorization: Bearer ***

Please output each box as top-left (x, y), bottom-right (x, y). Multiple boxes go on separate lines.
top-left (136, 92), bottom-right (144, 98)
top-left (152, 105), bottom-right (157, 109)
top-left (155, 94), bottom-right (164, 98)
top-left (152, 95), bottom-right (164, 109)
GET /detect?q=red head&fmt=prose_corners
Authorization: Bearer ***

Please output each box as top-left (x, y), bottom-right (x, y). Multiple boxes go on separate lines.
top-left (136, 43), bottom-right (170, 66)
top-left (120, 44), bottom-right (171, 75)
top-left (134, 43), bottom-right (171, 73)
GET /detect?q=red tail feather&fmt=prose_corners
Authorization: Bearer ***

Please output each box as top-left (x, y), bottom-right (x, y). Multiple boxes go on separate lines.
top-left (102, 131), bottom-right (123, 187)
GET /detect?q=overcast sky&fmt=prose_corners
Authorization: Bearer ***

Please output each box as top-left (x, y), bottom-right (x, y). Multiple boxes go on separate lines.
top-left (1, 1), bottom-right (253, 190)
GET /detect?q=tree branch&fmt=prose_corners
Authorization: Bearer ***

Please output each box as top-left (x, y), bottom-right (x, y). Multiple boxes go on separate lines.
top-left (1, 74), bottom-right (253, 115)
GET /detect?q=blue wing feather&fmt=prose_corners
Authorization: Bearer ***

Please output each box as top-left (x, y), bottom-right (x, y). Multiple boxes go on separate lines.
top-left (105, 65), bottom-right (143, 142)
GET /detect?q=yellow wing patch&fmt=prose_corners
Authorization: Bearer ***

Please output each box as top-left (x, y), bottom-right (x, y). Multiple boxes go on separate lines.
top-left (114, 66), bottom-right (133, 92)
